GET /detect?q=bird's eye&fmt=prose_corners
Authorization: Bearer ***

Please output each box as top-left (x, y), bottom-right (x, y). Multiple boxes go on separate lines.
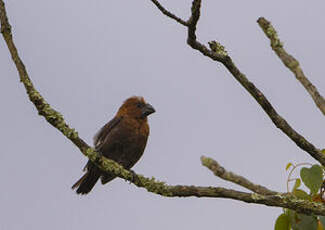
top-left (136, 103), bottom-right (144, 108)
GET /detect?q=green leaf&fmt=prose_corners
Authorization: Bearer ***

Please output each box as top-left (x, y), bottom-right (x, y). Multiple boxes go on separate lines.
top-left (289, 211), bottom-right (317, 230)
top-left (286, 163), bottom-right (293, 171)
top-left (292, 179), bottom-right (301, 192)
top-left (300, 165), bottom-right (323, 194)
top-left (288, 210), bottom-right (299, 230)
top-left (321, 149), bottom-right (325, 155)
top-left (296, 214), bottom-right (317, 230)
top-left (293, 189), bottom-right (310, 200)
top-left (275, 213), bottom-right (290, 230)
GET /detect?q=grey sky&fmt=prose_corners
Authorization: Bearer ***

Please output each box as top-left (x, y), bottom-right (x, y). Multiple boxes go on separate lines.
top-left (1, 0), bottom-right (325, 229)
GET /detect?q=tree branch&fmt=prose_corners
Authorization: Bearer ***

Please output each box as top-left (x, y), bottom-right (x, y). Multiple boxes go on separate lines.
top-left (166, 188), bottom-right (325, 216)
top-left (151, 0), bottom-right (188, 26)
top-left (149, 0), bottom-right (325, 166)
top-left (2, 0), bottom-right (325, 216)
top-left (201, 156), bottom-right (277, 195)
top-left (257, 17), bottom-right (325, 116)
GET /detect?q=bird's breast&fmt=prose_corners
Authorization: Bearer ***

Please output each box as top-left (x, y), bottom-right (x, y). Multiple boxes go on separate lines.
top-left (98, 118), bottom-right (149, 169)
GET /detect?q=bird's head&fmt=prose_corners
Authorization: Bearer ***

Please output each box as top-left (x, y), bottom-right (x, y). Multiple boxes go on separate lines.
top-left (117, 96), bottom-right (155, 120)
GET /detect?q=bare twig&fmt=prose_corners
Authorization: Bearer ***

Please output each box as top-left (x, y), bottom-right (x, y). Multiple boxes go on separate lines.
top-left (201, 156), bottom-right (277, 195)
top-left (257, 17), bottom-right (325, 116)
top-left (149, 0), bottom-right (325, 166)
top-left (151, 0), bottom-right (188, 26)
top-left (2, 0), bottom-right (325, 216)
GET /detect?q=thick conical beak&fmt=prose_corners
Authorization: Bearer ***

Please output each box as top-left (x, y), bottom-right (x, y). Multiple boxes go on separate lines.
top-left (141, 103), bottom-right (155, 117)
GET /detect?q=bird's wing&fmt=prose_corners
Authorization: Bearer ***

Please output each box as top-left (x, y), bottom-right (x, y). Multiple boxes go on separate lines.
top-left (93, 116), bottom-right (122, 150)
top-left (82, 116), bottom-right (122, 172)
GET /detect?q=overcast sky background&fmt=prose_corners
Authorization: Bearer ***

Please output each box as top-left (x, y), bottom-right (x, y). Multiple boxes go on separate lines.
top-left (1, 0), bottom-right (325, 229)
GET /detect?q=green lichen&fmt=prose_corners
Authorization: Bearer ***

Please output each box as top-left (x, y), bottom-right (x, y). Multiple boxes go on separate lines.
top-left (138, 176), bottom-right (172, 196)
top-left (85, 148), bottom-right (97, 162)
top-left (265, 26), bottom-right (283, 48)
top-left (29, 90), bottom-right (42, 101)
top-left (25, 81), bottom-right (32, 88)
top-left (101, 157), bottom-right (124, 175)
top-left (251, 193), bottom-right (264, 201)
top-left (70, 128), bottom-right (79, 139)
top-left (208, 41), bottom-right (228, 56)
top-left (201, 156), bottom-right (213, 167)
top-left (287, 59), bottom-right (299, 70)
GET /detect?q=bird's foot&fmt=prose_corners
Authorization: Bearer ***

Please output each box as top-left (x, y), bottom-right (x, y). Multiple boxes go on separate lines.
top-left (129, 169), bottom-right (139, 184)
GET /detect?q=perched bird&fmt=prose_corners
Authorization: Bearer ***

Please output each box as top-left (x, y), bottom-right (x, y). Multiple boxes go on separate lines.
top-left (72, 96), bottom-right (155, 194)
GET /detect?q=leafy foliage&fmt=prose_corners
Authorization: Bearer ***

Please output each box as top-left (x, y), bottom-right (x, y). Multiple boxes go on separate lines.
top-left (275, 163), bottom-right (324, 230)
top-left (275, 213), bottom-right (290, 230)
top-left (300, 165), bottom-right (323, 195)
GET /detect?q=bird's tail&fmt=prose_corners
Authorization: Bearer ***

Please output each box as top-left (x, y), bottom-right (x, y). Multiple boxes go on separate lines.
top-left (72, 168), bottom-right (101, 195)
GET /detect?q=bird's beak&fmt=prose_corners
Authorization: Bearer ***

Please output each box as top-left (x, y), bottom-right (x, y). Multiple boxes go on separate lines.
top-left (141, 103), bottom-right (155, 117)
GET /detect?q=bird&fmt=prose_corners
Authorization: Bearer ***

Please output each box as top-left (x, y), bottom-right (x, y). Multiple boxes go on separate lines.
top-left (72, 96), bottom-right (155, 194)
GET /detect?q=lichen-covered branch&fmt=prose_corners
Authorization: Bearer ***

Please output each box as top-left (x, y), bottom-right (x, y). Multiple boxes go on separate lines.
top-left (201, 156), bottom-right (277, 195)
top-left (166, 188), bottom-right (325, 216)
top-left (257, 17), bottom-right (325, 116)
top-left (2, 0), bottom-right (325, 217)
top-left (150, 0), bottom-right (325, 166)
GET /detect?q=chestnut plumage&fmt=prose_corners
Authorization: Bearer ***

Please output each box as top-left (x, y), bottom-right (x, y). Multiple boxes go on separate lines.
top-left (72, 96), bottom-right (155, 194)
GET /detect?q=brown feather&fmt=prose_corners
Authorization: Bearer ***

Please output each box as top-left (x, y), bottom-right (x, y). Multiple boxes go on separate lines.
top-left (71, 172), bottom-right (88, 190)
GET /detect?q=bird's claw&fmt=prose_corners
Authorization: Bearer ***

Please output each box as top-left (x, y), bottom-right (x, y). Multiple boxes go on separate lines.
top-left (128, 169), bottom-right (138, 184)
